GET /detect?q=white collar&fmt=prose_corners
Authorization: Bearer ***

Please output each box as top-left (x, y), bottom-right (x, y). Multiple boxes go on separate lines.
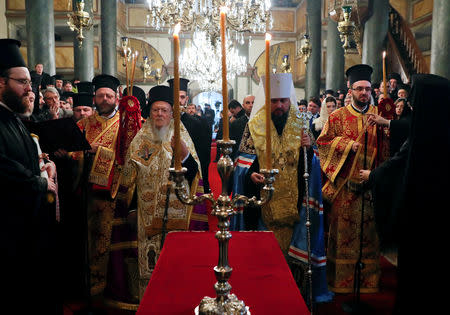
top-left (99, 106), bottom-right (119, 119)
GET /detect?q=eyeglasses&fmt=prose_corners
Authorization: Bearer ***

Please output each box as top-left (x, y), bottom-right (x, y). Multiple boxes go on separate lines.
top-left (8, 77), bottom-right (32, 86)
top-left (352, 86), bottom-right (372, 92)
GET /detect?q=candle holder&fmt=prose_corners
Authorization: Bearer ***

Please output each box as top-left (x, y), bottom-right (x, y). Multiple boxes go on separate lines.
top-left (169, 140), bottom-right (278, 315)
top-left (67, 0), bottom-right (93, 48)
top-left (337, 6), bottom-right (357, 55)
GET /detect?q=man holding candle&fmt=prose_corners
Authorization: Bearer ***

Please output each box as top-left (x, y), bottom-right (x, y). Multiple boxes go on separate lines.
top-left (108, 85), bottom-right (201, 308)
top-left (234, 73), bottom-right (333, 303)
top-left (317, 64), bottom-right (383, 294)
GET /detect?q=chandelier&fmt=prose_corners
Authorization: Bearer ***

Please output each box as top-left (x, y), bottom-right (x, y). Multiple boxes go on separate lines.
top-left (67, 0), bottom-right (93, 48)
top-left (179, 31), bottom-right (247, 91)
top-left (146, 0), bottom-right (272, 43)
top-left (328, 0), bottom-right (370, 56)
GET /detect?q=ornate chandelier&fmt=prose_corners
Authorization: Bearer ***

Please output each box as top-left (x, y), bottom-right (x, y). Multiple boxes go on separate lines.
top-left (179, 31), bottom-right (247, 91)
top-left (328, 0), bottom-right (370, 56)
top-left (67, 0), bottom-right (93, 47)
top-left (146, 0), bottom-right (272, 42)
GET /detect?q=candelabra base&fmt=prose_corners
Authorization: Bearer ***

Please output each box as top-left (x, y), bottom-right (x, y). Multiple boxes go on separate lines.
top-left (195, 294), bottom-right (250, 315)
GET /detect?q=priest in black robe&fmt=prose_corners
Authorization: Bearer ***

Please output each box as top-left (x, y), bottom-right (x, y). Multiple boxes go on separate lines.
top-left (0, 39), bottom-right (59, 313)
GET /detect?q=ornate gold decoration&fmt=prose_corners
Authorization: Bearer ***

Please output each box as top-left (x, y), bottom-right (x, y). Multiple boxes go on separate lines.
top-left (67, 0), bottom-right (93, 48)
top-left (329, 0), bottom-right (371, 56)
top-left (297, 15), bottom-right (312, 64)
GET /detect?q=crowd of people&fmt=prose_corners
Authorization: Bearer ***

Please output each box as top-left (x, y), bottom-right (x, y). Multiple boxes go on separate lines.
top-left (2, 37), bottom-right (449, 315)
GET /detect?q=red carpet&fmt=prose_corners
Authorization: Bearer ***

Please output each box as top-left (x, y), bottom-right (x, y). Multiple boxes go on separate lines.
top-left (316, 256), bottom-right (397, 314)
top-left (64, 141), bottom-right (397, 314)
top-left (207, 141), bottom-right (397, 314)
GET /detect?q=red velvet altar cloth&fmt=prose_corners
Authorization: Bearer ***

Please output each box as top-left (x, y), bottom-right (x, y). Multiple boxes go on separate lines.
top-left (137, 231), bottom-right (310, 315)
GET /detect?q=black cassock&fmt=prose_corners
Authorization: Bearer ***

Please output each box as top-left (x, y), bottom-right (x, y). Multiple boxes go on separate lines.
top-left (230, 115), bottom-right (249, 160)
top-left (181, 112), bottom-right (212, 192)
top-left (0, 105), bottom-right (58, 311)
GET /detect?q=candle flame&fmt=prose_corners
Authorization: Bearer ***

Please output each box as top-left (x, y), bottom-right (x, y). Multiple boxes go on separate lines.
top-left (174, 23), bottom-right (181, 36)
top-left (383, 51), bottom-right (386, 58)
top-left (220, 6), bottom-right (228, 14)
top-left (265, 33), bottom-right (272, 41)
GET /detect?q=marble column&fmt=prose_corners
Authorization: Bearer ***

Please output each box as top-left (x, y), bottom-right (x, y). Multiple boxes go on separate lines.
top-left (326, 18), bottom-right (345, 92)
top-left (305, 0), bottom-right (322, 100)
top-left (362, 0), bottom-right (389, 84)
top-left (430, 0), bottom-right (450, 80)
top-left (101, 0), bottom-right (117, 76)
top-left (73, 0), bottom-right (94, 81)
top-left (25, 0), bottom-right (55, 75)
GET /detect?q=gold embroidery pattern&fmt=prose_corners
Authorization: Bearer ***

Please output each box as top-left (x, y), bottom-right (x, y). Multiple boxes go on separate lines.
top-left (248, 105), bottom-right (303, 227)
top-left (119, 119), bottom-right (200, 288)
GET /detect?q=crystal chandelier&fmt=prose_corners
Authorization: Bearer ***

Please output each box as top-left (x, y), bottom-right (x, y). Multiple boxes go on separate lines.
top-left (146, 0), bottom-right (272, 43)
top-left (179, 31), bottom-right (247, 91)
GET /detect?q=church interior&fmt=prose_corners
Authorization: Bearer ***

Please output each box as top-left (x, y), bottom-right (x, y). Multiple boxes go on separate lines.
top-left (0, 0), bottom-right (448, 314)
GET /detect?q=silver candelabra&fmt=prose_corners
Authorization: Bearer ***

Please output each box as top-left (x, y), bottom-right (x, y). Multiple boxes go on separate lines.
top-left (169, 139), bottom-right (278, 315)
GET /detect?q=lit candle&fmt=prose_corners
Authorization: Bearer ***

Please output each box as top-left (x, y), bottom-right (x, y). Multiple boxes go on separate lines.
top-left (173, 23), bottom-right (181, 170)
top-left (124, 48), bottom-right (130, 95)
top-left (382, 51), bottom-right (387, 98)
top-left (130, 51), bottom-right (138, 95)
top-left (220, 6), bottom-right (229, 141)
top-left (265, 33), bottom-right (272, 170)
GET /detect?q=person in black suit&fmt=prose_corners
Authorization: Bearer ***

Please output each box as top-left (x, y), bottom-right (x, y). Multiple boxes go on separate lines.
top-left (229, 95), bottom-right (254, 160)
top-left (167, 78), bottom-right (212, 192)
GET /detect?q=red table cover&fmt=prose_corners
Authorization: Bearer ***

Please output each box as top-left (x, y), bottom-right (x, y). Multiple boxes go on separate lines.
top-left (137, 231), bottom-right (310, 314)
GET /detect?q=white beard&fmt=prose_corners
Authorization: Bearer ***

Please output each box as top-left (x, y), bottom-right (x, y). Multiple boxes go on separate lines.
top-left (151, 123), bottom-right (171, 143)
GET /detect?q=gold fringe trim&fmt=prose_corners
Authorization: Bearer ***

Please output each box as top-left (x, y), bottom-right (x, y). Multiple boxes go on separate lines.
top-left (110, 241), bottom-right (138, 251)
top-left (104, 298), bottom-right (139, 311)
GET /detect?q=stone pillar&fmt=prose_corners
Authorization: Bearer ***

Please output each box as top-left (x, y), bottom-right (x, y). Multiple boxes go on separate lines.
top-left (362, 0), bottom-right (389, 84)
top-left (305, 0), bottom-right (322, 100)
top-left (73, 0), bottom-right (94, 81)
top-left (25, 0), bottom-right (55, 75)
top-left (326, 18), bottom-right (345, 91)
top-left (101, 0), bottom-right (117, 76)
top-left (430, 0), bottom-right (450, 80)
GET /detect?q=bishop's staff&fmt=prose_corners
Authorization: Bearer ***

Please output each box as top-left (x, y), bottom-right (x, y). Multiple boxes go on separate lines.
top-left (300, 111), bottom-right (314, 313)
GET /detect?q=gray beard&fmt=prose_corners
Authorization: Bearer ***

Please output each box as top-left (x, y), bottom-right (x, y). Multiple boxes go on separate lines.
top-left (151, 123), bottom-right (170, 143)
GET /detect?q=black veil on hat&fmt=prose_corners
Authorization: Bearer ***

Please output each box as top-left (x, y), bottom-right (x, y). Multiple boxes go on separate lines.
top-left (76, 81), bottom-right (94, 94)
top-left (92, 74), bottom-right (120, 93)
top-left (0, 38), bottom-right (26, 73)
top-left (167, 77), bottom-right (190, 92)
top-left (346, 64), bottom-right (373, 86)
top-left (147, 85), bottom-right (173, 108)
top-left (395, 73), bottom-right (450, 312)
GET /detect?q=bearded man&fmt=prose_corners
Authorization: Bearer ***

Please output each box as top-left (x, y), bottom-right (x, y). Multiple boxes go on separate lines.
top-left (106, 85), bottom-right (201, 310)
top-left (72, 74), bottom-right (122, 296)
top-left (0, 38), bottom-right (58, 312)
top-left (317, 64), bottom-right (382, 294)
